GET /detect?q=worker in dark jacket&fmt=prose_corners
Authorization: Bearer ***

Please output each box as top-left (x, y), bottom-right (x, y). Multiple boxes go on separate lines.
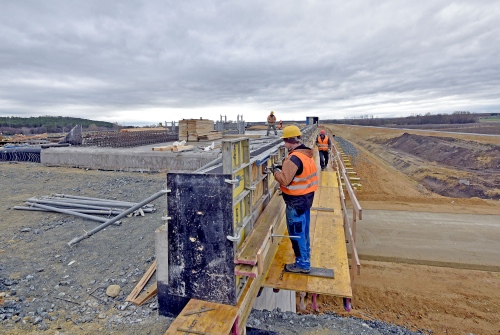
top-left (273, 125), bottom-right (318, 273)
top-left (316, 130), bottom-right (332, 171)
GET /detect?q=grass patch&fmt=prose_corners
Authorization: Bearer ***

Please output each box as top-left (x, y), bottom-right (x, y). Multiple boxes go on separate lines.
top-left (478, 117), bottom-right (500, 123)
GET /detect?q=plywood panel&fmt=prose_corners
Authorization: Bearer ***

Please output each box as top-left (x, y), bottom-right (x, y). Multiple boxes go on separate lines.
top-left (163, 299), bottom-right (238, 335)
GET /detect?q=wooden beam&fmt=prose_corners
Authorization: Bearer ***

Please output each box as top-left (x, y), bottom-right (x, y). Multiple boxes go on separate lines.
top-left (152, 145), bottom-right (174, 151)
top-left (126, 260), bottom-right (156, 302)
top-left (235, 216), bottom-right (287, 333)
top-left (172, 145), bottom-right (194, 152)
top-left (132, 282), bottom-right (158, 306)
top-left (234, 264), bottom-right (258, 278)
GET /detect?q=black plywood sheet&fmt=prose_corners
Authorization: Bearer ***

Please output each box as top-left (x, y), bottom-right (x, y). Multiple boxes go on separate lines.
top-left (165, 172), bottom-right (236, 305)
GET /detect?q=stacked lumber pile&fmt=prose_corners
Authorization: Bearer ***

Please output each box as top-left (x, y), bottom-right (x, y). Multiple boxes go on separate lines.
top-left (178, 119), bottom-right (221, 142)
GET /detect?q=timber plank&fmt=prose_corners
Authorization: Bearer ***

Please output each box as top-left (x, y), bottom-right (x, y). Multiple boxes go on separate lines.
top-left (163, 299), bottom-right (238, 335)
top-left (235, 193), bottom-right (285, 265)
top-left (236, 215), bottom-right (287, 331)
top-left (152, 146), bottom-right (174, 151)
top-left (234, 264), bottom-right (258, 278)
top-left (132, 282), bottom-right (158, 306)
top-left (172, 145), bottom-right (194, 152)
top-left (126, 260), bottom-right (156, 302)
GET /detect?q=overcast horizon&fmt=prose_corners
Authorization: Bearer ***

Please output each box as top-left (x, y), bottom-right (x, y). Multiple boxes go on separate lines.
top-left (1, 1), bottom-right (499, 126)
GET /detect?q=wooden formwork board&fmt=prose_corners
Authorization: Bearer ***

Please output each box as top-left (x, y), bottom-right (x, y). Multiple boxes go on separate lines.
top-left (234, 192), bottom-right (285, 266)
top-left (163, 299), bottom-right (238, 335)
top-left (263, 170), bottom-right (352, 298)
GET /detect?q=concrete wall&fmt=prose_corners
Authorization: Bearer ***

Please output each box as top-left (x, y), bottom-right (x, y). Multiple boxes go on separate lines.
top-left (41, 147), bottom-right (219, 172)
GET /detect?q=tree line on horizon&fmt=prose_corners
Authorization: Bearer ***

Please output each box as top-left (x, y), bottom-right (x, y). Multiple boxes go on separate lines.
top-left (326, 111), bottom-right (499, 126)
top-left (0, 116), bottom-right (118, 135)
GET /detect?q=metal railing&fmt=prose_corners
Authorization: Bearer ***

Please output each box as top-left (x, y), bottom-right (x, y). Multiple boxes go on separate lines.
top-left (330, 140), bottom-right (362, 280)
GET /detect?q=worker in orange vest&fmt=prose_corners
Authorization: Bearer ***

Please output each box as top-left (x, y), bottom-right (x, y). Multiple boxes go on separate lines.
top-left (266, 111), bottom-right (277, 136)
top-left (316, 129), bottom-right (332, 171)
top-left (272, 125), bottom-right (318, 273)
top-left (277, 120), bottom-right (283, 130)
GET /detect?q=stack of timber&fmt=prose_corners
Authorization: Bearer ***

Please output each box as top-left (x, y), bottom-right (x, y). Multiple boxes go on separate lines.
top-left (179, 119), bottom-right (221, 142)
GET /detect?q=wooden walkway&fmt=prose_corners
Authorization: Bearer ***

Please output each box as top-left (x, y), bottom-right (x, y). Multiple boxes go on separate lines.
top-left (263, 165), bottom-right (352, 298)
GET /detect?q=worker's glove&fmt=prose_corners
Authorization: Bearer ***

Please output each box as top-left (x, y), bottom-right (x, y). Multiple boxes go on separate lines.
top-left (271, 164), bottom-right (282, 173)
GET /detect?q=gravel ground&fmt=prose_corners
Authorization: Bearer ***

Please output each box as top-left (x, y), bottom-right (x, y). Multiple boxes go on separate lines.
top-left (1, 162), bottom-right (423, 335)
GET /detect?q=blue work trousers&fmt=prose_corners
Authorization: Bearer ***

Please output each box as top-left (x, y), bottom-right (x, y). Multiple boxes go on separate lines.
top-left (285, 205), bottom-right (311, 270)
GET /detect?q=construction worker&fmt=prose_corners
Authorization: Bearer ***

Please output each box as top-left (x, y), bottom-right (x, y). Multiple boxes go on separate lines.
top-left (266, 111), bottom-right (277, 136)
top-left (272, 125), bottom-right (318, 273)
top-left (277, 120), bottom-right (283, 130)
top-left (316, 129), bottom-right (332, 171)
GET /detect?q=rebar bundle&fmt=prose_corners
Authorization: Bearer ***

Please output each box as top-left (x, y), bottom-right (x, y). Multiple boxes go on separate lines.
top-left (82, 130), bottom-right (179, 148)
top-left (0, 147), bottom-right (41, 163)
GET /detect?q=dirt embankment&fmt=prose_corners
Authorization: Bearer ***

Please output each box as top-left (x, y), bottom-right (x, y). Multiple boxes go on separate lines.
top-left (382, 132), bottom-right (500, 199)
top-left (332, 125), bottom-right (500, 204)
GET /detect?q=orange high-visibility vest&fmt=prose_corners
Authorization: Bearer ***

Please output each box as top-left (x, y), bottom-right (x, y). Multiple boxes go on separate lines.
top-left (317, 136), bottom-right (329, 151)
top-left (280, 151), bottom-right (319, 196)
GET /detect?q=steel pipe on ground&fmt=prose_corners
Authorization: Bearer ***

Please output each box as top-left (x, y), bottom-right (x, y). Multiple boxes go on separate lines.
top-left (26, 202), bottom-right (121, 224)
top-left (67, 189), bottom-right (169, 247)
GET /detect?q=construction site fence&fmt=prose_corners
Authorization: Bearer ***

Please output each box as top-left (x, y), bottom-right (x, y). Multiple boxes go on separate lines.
top-left (82, 130), bottom-right (179, 148)
top-left (0, 147), bottom-right (41, 163)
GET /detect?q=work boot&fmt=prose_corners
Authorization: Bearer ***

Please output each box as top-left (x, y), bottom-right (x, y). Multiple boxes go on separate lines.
top-left (285, 263), bottom-right (310, 273)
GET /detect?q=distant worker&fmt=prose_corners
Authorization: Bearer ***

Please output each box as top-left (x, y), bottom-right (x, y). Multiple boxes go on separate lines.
top-left (316, 129), bottom-right (332, 171)
top-left (272, 125), bottom-right (318, 273)
top-left (277, 120), bottom-right (283, 130)
top-left (266, 111), bottom-right (277, 136)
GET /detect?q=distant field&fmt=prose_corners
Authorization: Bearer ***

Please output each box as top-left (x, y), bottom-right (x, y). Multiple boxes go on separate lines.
top-left (479, 117), bottom-right (500, 122)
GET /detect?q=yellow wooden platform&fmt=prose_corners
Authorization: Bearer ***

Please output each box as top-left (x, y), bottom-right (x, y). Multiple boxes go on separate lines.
top-left (263, 168), bottom-right (352, 298)
top-left (163, 299), bottom-right (238, 335)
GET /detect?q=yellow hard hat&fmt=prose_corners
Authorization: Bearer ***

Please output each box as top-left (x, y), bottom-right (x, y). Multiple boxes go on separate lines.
top-left (281, 125), bottom-right (301, 139)
top-left (270, 111), bottom-right (274, 114)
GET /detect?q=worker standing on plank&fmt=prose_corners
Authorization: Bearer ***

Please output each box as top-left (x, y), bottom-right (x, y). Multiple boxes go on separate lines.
top-left (272, 125), bottom-right (318, 273)
top-left (266, 111), bottom-right (278, 136)
top-left (316, 129), bottom-right (332, 171)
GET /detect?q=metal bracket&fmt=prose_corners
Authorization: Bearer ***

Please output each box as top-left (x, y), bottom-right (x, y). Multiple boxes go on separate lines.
top-left (226, 231), bottom-right (241, 242)
top-left (225, 179), bottom-right (239, 185)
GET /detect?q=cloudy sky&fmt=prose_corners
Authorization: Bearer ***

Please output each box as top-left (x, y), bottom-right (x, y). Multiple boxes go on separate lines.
top-left (1, 1), bottom-right (499, 126)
